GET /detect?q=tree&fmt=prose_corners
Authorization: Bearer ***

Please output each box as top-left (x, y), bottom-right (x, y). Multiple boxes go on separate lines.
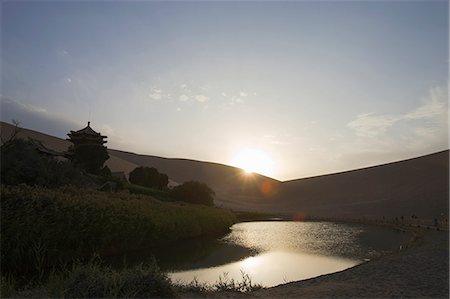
top-left (0, 139), bottom-right (86, 187)
top-left (68, 144), bottom-right (109, 174)
top-left (129, 166), bottom-right (169, 190)
top-left (171, 181), bottom-right (215, 206)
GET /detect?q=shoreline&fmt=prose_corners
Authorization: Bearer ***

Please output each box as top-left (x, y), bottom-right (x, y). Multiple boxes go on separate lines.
top-left (249, 227), bottom-right (448, 298)
top-left (176, 224), bottom-right (448, 298)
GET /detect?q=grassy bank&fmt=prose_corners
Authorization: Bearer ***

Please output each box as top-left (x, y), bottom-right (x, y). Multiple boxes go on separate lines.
top-left (1, 184), bottom-right (236, 280)
top-left (123, 182), bottom-right (176, 202)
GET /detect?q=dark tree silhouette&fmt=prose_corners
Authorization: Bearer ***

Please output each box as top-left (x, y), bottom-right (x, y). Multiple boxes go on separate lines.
top-left (129, 166), bottom-right (169, 190)
top-left (1, 139), bottom-right (85, 187)
top-left (69, 144), bottom-right (109, 174)
top-left (171, 181), bottom-right (215, 206)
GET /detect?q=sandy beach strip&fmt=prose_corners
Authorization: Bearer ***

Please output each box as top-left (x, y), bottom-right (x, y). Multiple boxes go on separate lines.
top-left (249, 229), bottom-right (449, 298)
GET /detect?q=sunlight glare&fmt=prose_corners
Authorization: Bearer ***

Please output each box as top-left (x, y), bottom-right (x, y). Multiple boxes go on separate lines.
top-left (231, 148), bottom-right (275, 177)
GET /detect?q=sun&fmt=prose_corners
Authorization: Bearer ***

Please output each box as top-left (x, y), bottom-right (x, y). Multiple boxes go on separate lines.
top-left (231, 148), bottom-right (275, 177)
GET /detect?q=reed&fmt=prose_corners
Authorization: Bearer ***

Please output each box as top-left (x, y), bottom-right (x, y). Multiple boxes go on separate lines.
top-left (1, 184), bottom-right (236, 279)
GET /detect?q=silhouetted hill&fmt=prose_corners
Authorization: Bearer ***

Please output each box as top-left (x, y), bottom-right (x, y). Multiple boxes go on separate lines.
top-left (1, 121), bottom-right (447, 221)
top-left (274, 150), bottom-right (449, 220)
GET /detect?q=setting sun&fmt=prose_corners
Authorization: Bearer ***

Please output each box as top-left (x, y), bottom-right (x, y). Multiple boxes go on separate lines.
top-left (231, 148), bottom-right (275, 177)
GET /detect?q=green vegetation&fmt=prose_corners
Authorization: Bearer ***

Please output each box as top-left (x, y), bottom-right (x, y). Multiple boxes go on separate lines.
top-left (0, 126), bottom-right (246, 298)
top-left (68, 144), bottom-right (110, 174)
top-left (124, 182), bottom-right (175, 201)
top-left (175, 271), bottom-right (262, 296)
top-left (1, 185), bottom-right (236, 279)
top-left (171, 181), bottom-right (215, 206)
top-left (125, 180), bottom-right (217, 207)
top-left (0, 139), bottom-right (87, 187)
top-left (129, 166), bottom-right (169, 190)
top-left (1, 258), bottom-right (175, 298)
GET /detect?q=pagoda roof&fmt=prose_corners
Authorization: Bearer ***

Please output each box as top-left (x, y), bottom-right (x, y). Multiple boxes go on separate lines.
top-left (68, 122), bottom-right (107, 138)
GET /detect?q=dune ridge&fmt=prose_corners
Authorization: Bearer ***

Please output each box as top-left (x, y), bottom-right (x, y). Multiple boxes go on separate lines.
top-left (1, 121), bottom-right (447, 221)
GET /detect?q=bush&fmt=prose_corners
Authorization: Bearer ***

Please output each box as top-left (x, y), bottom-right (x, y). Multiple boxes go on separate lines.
top-left (171, 181), bottom-right (215, 206)
top-left (0, 139), bottom-right (86, 187)
top-left (12, 259), bottom-right (175, 298)
top-left (129, 167), bottom-right (169, 190)
top-left (124, 183), bottom-right (175, 201)
top-left (68, 144), bottom-right (109, 174)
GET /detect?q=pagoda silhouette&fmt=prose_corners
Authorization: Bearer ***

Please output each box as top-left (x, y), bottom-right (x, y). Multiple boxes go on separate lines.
top-left (66, 122), bottom-right (109, 173)
top-left (67, 121), bottom-right (107, 149)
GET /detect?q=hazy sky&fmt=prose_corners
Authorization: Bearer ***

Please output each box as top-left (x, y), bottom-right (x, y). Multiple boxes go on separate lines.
top-left (1, 1), bottom-right (448, 180)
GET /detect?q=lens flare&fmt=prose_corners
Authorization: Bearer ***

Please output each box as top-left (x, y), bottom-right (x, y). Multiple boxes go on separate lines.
top-left (231, 148), bottom-right (275, 177)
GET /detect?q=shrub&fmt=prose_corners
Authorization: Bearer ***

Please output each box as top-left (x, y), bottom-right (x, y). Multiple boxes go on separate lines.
top-left (0, 139), bottom-right (86, 187)
top-left (171, 181), bottom-right (215, 206)
top-left (13, 259), bottom-right (175, 298)
top-left (129, 167), bottom-right (169, 190)
top-left (68, 144), bottom-right (109, 174)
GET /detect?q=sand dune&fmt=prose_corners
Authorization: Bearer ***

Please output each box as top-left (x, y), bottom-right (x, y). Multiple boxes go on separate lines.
top-left (1, 121), bottom-right (448, 221)
top-left (273, 150), bottom-right (449, 220)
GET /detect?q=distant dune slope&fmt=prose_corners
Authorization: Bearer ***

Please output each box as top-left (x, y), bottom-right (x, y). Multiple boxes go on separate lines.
top-left (275, 150), bottom-right (449, 219)
top-left (1, 121), bottom-right (448, 220)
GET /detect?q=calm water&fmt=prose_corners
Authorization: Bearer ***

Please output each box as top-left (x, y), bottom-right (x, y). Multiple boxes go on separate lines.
top-left (167, 221), bottom-right (411, 287)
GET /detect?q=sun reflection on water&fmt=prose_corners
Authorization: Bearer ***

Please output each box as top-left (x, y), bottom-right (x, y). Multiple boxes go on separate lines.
top-left (169, 251), bottom-right (359, 287)
top-left (168, 221), bottom-right (409, 288)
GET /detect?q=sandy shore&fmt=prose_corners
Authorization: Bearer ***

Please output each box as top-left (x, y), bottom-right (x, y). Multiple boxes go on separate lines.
top-left (179, 228), bottom-right (448, 298)
top-left (249, 228), bottom-right (449, 298)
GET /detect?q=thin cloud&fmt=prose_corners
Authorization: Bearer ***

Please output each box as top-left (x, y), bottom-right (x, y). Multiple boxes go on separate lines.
top-left (56, 49), bottom-right (70, 57)
top-left (179, 94), bottom-right (189, 102)
top-left (195, 95), bottom-right (209, 103)
top-left (0, 96), bottom-right (79, 138)
top-left (148, 93), bottom-right (162, 100)
top-left (179, 84), bottom-right (191, 93)
top-left (148, 87), bottom-right (163, 100)
top-left (347, 113), bottom-right (400, 137)
top-left (347, 85), bottom-right (448, 138)
top-left (404, 86), bottom-right (447, 120)
top-left (230, 96), bottom-right (244, 105)
top-left (2, 97), bottom-right (48, 114)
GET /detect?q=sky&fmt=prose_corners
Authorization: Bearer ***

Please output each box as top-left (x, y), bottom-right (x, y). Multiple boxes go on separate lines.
top-left (1, 0), bottom-right (448, 181)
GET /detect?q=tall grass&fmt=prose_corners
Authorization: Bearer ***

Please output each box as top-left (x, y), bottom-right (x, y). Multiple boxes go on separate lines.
top-left (1, 184), bottom-right (236, 279)
top-left (174, 270), bottom-right (262, 295)
top-left (123, 182), bottom-right (175, 202)
top-left (3, 258), bottom-right (175, 298)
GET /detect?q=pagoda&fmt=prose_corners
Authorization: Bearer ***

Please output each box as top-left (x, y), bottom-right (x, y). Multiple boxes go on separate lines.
top-left (67, 121), bottom-right (107, 149)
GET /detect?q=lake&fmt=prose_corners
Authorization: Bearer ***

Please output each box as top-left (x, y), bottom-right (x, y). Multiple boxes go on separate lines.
top-left (109, 221), bottom-right (412, 288)
top-left (167, 221), bottom-right (411, 287)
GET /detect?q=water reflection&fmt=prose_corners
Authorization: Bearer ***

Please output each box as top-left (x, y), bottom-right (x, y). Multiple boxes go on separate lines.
top-left (169, 250), bottom-right (358, 287)
top-left (168, 221), bottom-right (411, 287)
top-left (106, 221), bottom-right (411, 287)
